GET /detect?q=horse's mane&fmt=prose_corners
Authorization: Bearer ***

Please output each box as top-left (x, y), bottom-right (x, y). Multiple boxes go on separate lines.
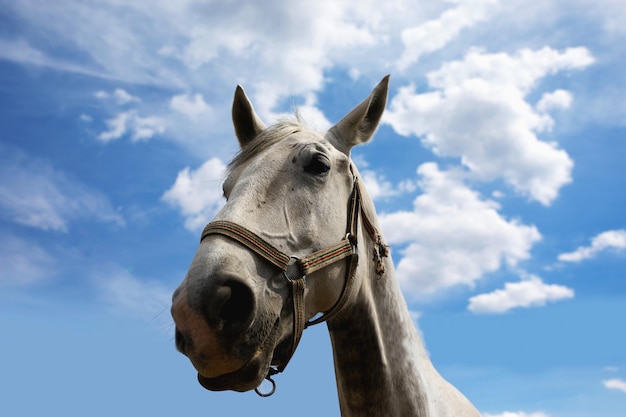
top-left (227, 120), bottom-right (308, 175)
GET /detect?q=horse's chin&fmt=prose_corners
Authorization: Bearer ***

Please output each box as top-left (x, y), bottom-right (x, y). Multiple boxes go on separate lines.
top-left (196, 319), bottom-right (285, 392)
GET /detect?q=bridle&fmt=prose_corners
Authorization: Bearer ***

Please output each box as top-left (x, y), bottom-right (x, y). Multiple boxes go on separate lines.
top-left (199, 169), bottom-right (389, 397)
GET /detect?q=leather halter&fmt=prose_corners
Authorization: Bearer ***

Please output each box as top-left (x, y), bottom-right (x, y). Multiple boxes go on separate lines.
top-left (199, 171), bottom-right (388, 396)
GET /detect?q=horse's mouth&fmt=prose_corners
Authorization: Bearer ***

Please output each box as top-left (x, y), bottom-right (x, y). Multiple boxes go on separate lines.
top-left (197, 318), bottom-right (282, 392)
top-left (197, 356), bottom-right (268, 392)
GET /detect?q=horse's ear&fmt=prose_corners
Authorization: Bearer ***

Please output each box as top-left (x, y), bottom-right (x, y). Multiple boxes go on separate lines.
top-left (327, 75), bottom-right (389, 155)
top-left (232, 85), bottom-right (267, 148)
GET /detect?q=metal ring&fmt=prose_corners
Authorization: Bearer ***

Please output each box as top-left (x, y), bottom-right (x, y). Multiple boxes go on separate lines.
top-left (254, 376), bottom-right (276, 397)
top-left (283, 257), bottom-right (303, 282)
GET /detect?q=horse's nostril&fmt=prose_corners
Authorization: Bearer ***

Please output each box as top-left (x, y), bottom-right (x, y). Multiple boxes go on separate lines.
top-left (217, 279), bottom-right (255, 333)
top-left (175, 327), bottom-right (188, 353)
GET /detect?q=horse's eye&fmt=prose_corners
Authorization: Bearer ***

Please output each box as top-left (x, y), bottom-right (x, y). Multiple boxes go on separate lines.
top-left (304, 155), bottom-right (331, 175)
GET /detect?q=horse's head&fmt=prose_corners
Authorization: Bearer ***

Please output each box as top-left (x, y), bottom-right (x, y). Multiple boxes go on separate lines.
top-left (171, 76), bottom-right (389, 393)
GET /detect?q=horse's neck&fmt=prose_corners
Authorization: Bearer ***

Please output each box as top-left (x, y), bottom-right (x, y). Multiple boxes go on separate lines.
top-left (327, 244), bottom-right (480, 417)
top-left (327, 250), bottom-right (430, 416)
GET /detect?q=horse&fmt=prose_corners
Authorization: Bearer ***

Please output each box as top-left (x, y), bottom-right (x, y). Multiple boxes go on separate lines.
top-left (170, 76), bottom-right (481, 416)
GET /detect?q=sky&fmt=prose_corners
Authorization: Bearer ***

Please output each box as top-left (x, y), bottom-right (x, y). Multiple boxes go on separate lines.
top-left (0, 0), bottom-right (625, 416)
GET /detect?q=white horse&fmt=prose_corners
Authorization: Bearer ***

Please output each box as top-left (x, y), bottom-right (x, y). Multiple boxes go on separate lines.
top-left (171, 76), bottom-right (481, 416)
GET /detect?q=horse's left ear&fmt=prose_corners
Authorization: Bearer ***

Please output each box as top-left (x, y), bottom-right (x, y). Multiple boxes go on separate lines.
top-left (327, 75), bottom-right (389, 155)
top-left (232, 85), bottom-right (267, 148)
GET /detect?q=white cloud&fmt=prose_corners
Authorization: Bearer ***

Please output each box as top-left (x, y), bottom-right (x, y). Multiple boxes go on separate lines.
top-left (581, 0), bottom-right (626, 36)
top-left (468, 275), bottom-right (574, 314)
top-left (0, 235), bottom-right (57, 286)
top-left (0, 143), bottom-right (124, 232)
top-left (558, 229), bottom-right (626, 262)
top-left (379, 163), bottom-right (541, 297)
top-left (5, 0), bottom-right (609, 162)
top-left (3, 0), bottom-right (379, 113)
top-left (98, 110), bottom-right (166, 142)
top-left (269, 93), bottom-right (332, 132)
top-left (425, 47), bottom-right (594, 93)
top-left (1, 2), bottom-right (186, 86)
top-left (361, 170), bottom-right (400, 201)
top-left (359, 168), bottom-right (418, 201)
top-left (92, 88), bottom-right (230, 157)
top-left (536, 89), bottom-right (573, 114)
top-left (98, 111), bottom-right (131, 142)
top-left (386, 47), bottom-right (594, 206)
top-left (483, 412), bottom-right (550, 417)
top-left (95, 88), bottom-right (141, 105)
top-left (170, 93), bottom-right (213, 120)
top-left (0, 0), bottom-right (414, 115)
top-left (0, 37), bottom-right (48, 65)
top-left (94, 265), bottom-right (172, 320)
top-left (162, 158), bottom-right (227, 231)
top-left (132, 114), bottom-right (166, 141)
top-left (397, 0), bottom-right (499, 69)
top-left (0, 37), bottom-right (108, 79)
top-left (603, 378), bottom-right (626, 394)
top-left (113, 88), bottom-right (140, 105)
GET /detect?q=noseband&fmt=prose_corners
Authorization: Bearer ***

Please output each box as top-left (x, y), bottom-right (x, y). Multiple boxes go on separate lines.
top-left (200, 171), bottom-right (389, 396)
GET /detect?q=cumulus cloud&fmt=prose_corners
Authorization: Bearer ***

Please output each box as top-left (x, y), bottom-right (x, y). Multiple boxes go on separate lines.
top-left (3, 0), bottom-right (611, 135)
top-left (94, 88), bottom-right (165, 143)
top-left (0, 0), bottom-right (416, 115)
top-left (483, 412), bottom-right (550, 417)
top-left (0, 143), bottom-right (124, 232)
top-left (361, 170), bottom-right (400, 201)
top-left (98, 110), bottom-right (166, 142)
top-left (3, 0), bottom-right (380, 112)
top-left (558, 229), bottom-right (626, 262)
top-left (603, 378), bottom-right (626, 393)
top-left (536, 89), bottom-right (573, 114)
top-left (397, 0), bottom-right (500, 69)
top-left (161, 158), bottom-right (227, 231)
top-left (5, 0), bottom-right (604, 165)
top-left (468, 275), bottom-right (574, 314)
top-left (386, 47), bottom-right (594, 205)
top-left (98, 112), bottom-right (130, 142)
top-left (379, 163), bottom-right (541, 297)
top-left (359, 168), bottom-right (418, 201)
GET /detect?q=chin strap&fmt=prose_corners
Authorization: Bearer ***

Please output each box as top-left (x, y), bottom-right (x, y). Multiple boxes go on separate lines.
top-left (200, 173), bottom-right (388, 397)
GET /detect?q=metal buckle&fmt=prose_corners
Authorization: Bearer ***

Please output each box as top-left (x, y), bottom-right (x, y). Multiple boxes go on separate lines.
top-left (346, 233), bottom-right (358, 253)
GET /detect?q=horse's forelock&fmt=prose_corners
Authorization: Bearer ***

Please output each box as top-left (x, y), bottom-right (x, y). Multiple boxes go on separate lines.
top-left (227, 120), bottom-right (309, 175)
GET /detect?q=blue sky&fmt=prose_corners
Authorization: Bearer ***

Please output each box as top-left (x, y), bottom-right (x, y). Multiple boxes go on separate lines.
top-left (1, 1), bottom-right (625, 416)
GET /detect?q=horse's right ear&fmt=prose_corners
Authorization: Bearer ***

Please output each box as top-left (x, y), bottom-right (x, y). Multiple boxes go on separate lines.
top-left (232, 85), bottom-right (267, 148)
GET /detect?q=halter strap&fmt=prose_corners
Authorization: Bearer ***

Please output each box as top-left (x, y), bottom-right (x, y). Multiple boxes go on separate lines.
top-left (201, 221), bottom-right (355, 279)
